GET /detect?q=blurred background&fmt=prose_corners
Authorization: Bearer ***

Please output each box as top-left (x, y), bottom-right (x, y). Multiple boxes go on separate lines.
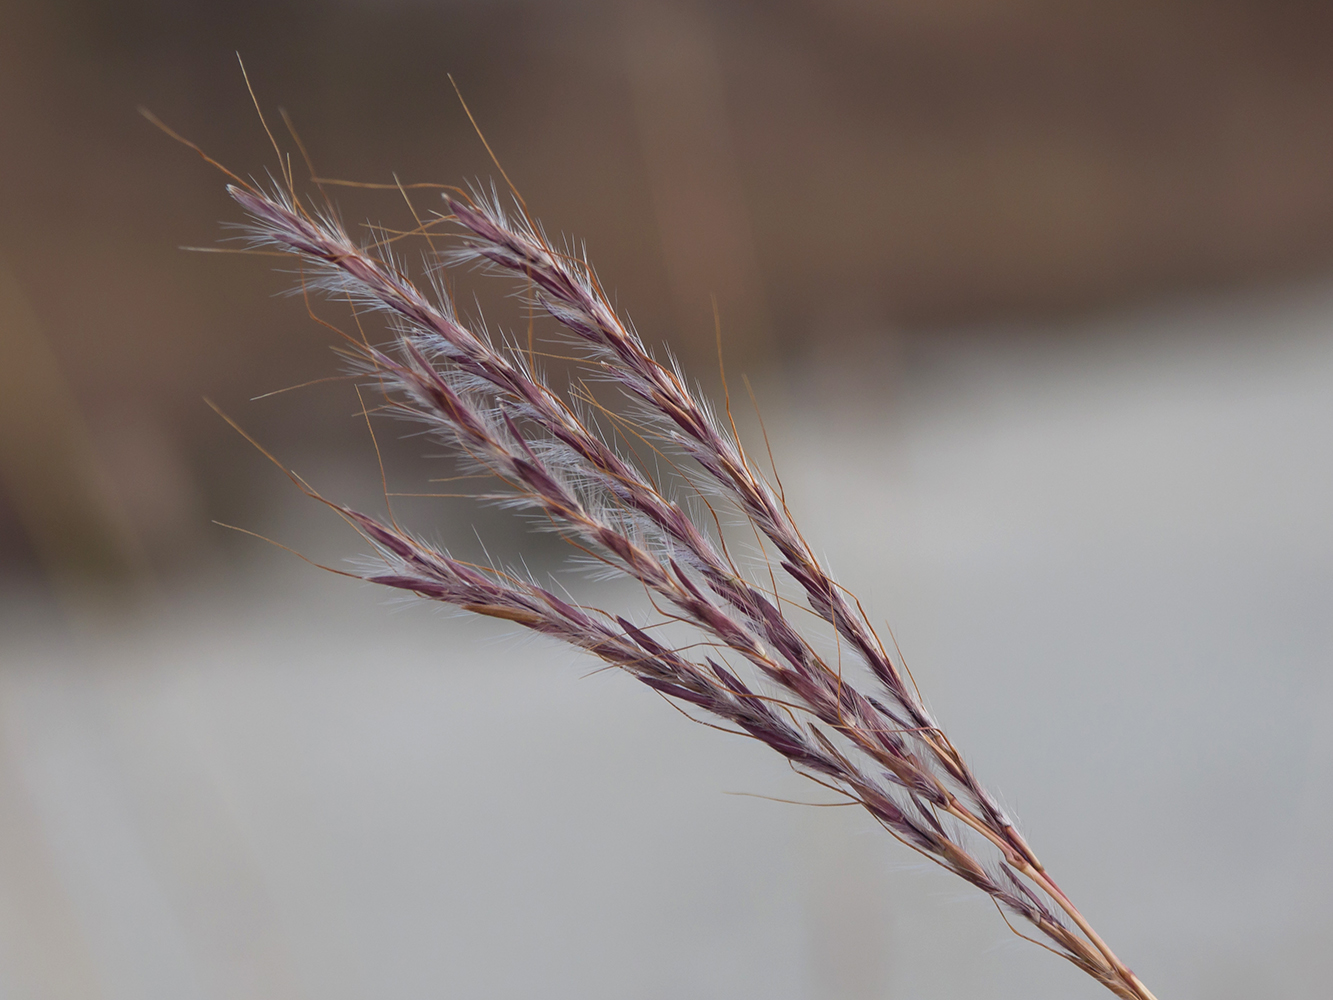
top-left (1, 1), bottom-right (1331, 997)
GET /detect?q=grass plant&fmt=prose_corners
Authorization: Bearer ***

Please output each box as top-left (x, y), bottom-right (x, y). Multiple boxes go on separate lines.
top-left (156, 88), bottom-right (1158, 999)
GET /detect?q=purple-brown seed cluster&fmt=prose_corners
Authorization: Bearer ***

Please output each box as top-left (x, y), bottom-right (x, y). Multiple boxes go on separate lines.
top-left (224, 179), bottom-right (1155, 1000)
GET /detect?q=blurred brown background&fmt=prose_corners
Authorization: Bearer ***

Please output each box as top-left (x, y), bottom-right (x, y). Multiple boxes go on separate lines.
top-left (2, 5), bottom-right (1333, 1000)
top-left (4, 0), bottom-right (1333, 592)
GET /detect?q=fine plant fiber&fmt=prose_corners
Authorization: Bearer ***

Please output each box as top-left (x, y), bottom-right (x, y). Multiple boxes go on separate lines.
top-left (155, 83), bottom-right (1159, 1000)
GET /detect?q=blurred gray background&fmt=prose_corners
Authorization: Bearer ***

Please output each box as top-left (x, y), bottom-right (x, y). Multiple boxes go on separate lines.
top-left (1, 1), bottom-right (1331, 997)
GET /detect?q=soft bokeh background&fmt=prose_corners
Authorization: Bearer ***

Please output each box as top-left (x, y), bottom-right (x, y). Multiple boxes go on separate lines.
top-left (2, 2), bottom-right (1332, 998)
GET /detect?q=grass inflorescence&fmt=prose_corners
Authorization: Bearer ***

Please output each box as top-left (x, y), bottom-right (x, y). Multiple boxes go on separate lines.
top-left (157, 85), bottom-right (1158, 999)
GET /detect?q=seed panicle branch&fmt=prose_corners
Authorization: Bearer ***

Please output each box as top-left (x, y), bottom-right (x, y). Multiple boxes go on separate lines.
top-left (187, 117), bottom-right (1155, 999)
